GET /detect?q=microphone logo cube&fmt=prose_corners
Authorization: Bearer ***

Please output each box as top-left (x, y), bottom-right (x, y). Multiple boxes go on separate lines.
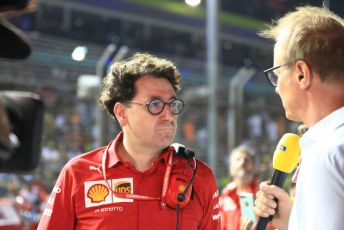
top-left (280, 145), bottom-right (287, 151)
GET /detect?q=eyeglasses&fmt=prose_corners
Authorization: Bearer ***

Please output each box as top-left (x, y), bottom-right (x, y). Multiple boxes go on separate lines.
top-left (126, 98), bottom-right (184, 115)
top-left (263, 63), bottom-right (290, 87)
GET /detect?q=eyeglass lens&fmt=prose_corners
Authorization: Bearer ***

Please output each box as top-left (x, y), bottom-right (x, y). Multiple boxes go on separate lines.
top-left (267, 71), bottom-right (278, 86)
top-left (148, 99), bottom-right (184, 115)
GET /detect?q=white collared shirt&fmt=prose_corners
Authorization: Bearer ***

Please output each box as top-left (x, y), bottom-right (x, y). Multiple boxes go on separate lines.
top-left (289, 107), bottom-right (344, 230)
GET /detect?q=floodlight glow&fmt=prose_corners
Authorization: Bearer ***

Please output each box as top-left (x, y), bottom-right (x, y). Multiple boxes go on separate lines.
top-left (185, 0), bottom-right (201, 7)
top-left (72, 46), bottom-right (88, 61)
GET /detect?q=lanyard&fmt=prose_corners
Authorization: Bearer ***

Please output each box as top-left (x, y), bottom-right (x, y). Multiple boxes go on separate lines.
top-left (101, 141), bottom-right (173, 204)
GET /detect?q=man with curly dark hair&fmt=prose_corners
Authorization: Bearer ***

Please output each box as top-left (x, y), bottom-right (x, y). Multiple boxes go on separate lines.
top-left (38, 52), bottom-right (220, 230)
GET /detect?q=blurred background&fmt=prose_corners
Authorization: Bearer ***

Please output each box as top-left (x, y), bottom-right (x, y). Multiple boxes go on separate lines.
top-left (1, 0), bottom-right (344, 228)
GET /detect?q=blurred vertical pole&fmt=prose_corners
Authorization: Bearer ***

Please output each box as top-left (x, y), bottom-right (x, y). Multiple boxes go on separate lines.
top-left (323, 0), bottom-right (330, 9)
top-left (206, 0), bottom-right (219, 175)
top-left (62, 7), bottom-right (71, 32)
top-left (96, 44), bottom-right (117, 147)
top-left (228, 67), bottom-right (256, 154)
top-left (96, 45), bottom-right (129, 146)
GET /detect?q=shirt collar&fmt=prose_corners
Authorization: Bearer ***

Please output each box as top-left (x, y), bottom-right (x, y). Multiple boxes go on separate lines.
top-left (106, 132), bottom-right (122, 168)
top-left (300, 106), bottom-right (344, 146)
top-left (106, 131), bottom-right (173, 168)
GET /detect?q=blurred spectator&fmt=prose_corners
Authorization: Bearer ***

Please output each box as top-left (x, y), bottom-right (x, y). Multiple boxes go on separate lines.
top-left (54, 113), bottom-right (67, 134)
top-left (182, 114), bottom-right (196, 144)
top-left (246, 113), bottom-right (264, 138)
top-left (41, 141), bottom-right (59, 164)
top-left (15, 180), bottom-right (48, 229)
top-left (220, 145), bottom-right (274, 230)
top-left (196, 126), bottom-right (208, 161)
top-left (220, 145), bottom-right (259, 230)
top-left (262, 114), bottom-right (278, 142)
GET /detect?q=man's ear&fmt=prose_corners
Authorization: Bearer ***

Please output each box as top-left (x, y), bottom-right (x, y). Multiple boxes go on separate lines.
top-left (113, 102), bottom-right (127, 126)
top-left (295, 60), bottom-right (312, 90)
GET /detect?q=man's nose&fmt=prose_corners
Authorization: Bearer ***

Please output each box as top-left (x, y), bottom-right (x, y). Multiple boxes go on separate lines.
top-left (160, 104), bottom-right (175, 118)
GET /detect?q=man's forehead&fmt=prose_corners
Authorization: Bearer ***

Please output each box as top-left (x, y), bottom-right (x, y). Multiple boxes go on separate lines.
top-left (274, 28), bottom-right (292, 57)
top-left (274, 40), bottom-right (288, 64)
top-left (278, 27), bottom-right (292, 41)
top-left (133, 78), bottom-right (176, 100)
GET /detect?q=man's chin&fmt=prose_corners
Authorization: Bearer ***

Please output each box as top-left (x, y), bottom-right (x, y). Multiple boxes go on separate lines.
top-left (158, 129), bottom-right (175, 138)
top-left (285, 112), bottom-right (300, 123)
top-left (156, 135), bottom-right (175, 147)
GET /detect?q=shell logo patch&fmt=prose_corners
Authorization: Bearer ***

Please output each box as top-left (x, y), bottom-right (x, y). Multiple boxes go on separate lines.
top-left (84, 180), bottom-right (112, 208)
top-left (87, 184), bottom-right (109, 203)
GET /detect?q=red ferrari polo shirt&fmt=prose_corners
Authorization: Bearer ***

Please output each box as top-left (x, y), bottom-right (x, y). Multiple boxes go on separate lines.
top-left (38, 132), bottom-right (220, 230)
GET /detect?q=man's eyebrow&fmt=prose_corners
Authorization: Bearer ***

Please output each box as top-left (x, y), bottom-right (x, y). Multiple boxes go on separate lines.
top-left (148, 96), bottom-right (177, 101)
top-left (148, 96), bottom-right (160, 101)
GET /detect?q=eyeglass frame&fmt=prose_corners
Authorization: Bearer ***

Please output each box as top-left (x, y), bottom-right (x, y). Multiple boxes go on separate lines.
top-left (125, 98), bottom-right (185, 115)
top-left (263, 62), bottom-right (293, 87)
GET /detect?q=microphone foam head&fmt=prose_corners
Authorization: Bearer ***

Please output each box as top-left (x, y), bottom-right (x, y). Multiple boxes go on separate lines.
top-left (171, 143), bottom-right (185, 153)
top-left (171, 143), bottom-right (195, 158)
top-left (184, 148), bottom-right (195, 158)
top-left (273, 133), bottom-right (300, 173)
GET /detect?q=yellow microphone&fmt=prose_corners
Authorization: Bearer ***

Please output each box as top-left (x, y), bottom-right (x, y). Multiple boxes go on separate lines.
top-left (257, 133), bottom-right (301, 230)
top-left (272, 133), bottom-right (300, 174)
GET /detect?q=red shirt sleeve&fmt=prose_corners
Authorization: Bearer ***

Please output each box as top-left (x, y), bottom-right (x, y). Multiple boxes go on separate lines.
top-left (37, 165), bottom-right (76, 230)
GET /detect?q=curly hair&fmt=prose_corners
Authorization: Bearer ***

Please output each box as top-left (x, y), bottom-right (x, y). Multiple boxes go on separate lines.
top-left (99, 52), bottom-right (182, 120)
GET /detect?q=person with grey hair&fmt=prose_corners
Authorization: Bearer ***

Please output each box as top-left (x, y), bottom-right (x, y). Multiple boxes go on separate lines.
top-left (38, 52), bottom-right (220, 230)
top-left (220, 145), bottom-right (266, 230)
top-left (253, 6), bottom-right (344, 230)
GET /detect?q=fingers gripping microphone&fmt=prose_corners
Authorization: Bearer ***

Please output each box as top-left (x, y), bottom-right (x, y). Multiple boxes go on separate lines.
top-left (257, 133), bottom-right (301, 230)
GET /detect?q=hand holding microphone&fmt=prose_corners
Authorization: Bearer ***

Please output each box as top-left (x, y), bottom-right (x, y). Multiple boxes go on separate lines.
top-left (255, 133), bottom-right (300, 230)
